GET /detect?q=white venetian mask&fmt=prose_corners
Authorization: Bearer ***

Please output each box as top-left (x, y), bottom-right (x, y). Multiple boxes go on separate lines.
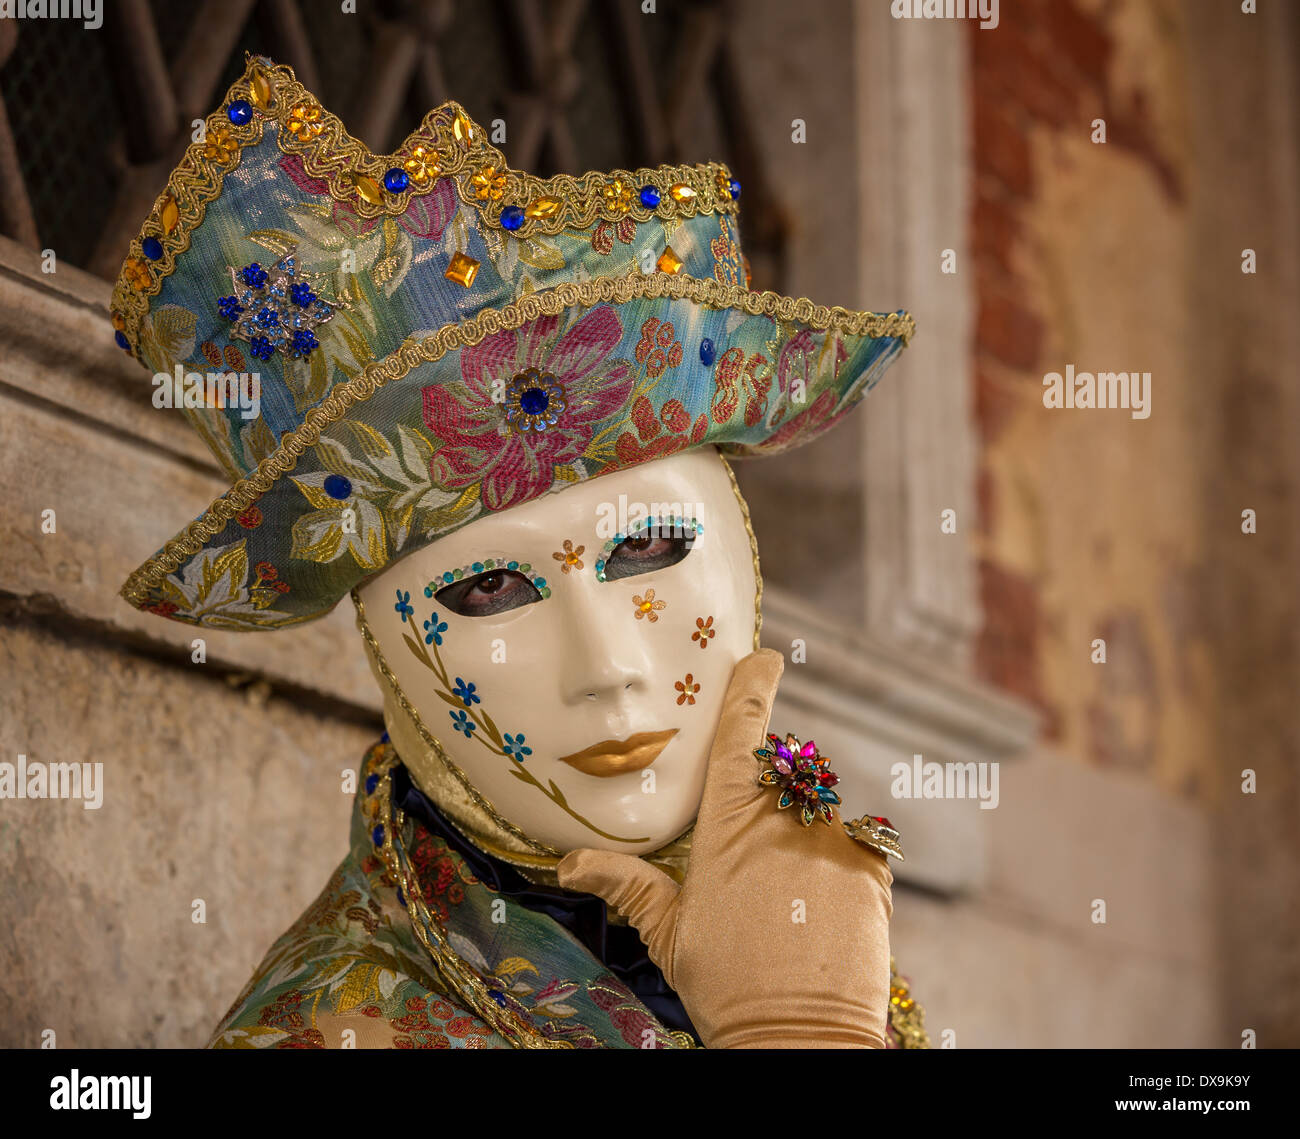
top-left (355, 446), bottom-right (759, 856)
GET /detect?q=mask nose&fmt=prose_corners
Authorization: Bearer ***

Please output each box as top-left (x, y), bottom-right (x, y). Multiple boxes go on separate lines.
top-left (554, 576), bottom-right (655, 709)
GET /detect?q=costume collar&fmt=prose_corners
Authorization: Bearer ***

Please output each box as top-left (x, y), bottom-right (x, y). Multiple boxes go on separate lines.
top-left (390, 761), bottom-right (698, 1042)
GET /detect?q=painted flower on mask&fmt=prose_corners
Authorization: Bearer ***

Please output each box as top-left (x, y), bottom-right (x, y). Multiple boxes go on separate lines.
top-left (503, 733), bottom-right (532, 762)
top-left (674, 674), bottom-right (700, 706)
top-left (422, 307), bottom-right (635, 511)
top-left (394, 590), bottom-right (414, 623)
top-left (449, 709), bottom-right (477, 738)
top-left (692, 615), bottom-right (715, 648)
top-left (451, 678), bottom-right (480, 707)
top-left (423, 612), bottom-right (448, 646)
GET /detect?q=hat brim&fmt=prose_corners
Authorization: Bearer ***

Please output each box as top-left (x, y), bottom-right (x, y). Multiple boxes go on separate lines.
top-left (121, 272), bottom-right (912, 629)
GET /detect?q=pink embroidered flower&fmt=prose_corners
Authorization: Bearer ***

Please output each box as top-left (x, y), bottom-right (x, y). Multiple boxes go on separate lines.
top-left (423, 307), bottom-right (635, 511)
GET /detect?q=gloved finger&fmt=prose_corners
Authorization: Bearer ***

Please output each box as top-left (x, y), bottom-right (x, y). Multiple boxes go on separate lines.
top-left (689, 648), bottom-right (785, 865)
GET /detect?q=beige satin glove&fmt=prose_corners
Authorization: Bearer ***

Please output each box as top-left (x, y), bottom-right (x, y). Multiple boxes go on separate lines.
top-left (558, 648), bottom-right (894, 1048)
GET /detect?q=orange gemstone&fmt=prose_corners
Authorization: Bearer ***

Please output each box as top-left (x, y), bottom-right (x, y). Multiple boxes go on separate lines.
top-left (525, 196), bottom-right (561, 219)
top-left (159, 195), bottom-right (179, 234)
top-left (288, 103), bottom-right (323, 141)
top-left (656, 246), bottom-right (684, 275)
top-left (669, 182), bottom-right (697, 203)
top-left (124, 258), bottom-right (151, 290)
top-left (471, 165), bottom-right (507, 201)
top-left (353, 174), bottom-right (383, 205)
top-left (111, 312), bottom-right (126, 331)
top-left (452, 109), bottom-right (475, 147)
top-left (603, 179), bottom-right (632, 213)
top-left (249, 69), bottom-right (274, 110)
top-left (445, 251), bottom-right (480, 288)
top-left (404, 145), bottom-right (439, 185)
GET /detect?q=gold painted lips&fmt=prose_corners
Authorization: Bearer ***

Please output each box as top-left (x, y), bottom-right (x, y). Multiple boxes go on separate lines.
top-left (557, 729), bottom-right (679, 777)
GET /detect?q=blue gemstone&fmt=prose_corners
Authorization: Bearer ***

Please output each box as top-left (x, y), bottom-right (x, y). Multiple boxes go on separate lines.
top-left (365, 774), bottom-right (379, 795)
top-left (443, 572), bottom-right (454, 583)
top-left (141, 236), bottom-right (163, 261)
top-left (371, 825), bottom-right (384, 847)
top-left (380, 730), bottom-right (390, 743)
top-left (534, 577), bottom-right (546, 589)
top-left (227, 100), bottom-right (253, 126)
top-left (507, 561), bottom-right (518, 571)
top-left (395, 888), bottom-right (405, 906)
top-left (500, 205), bottom-right (525, 231)
top-left (472, 561), bottom-right (484, 573)
top-left (114, 330), bottom-right (130, 350)
top-left (383, 167), bottom-right (410, 193)
top-left (700, 337), bottom-right (716, 366)
top-left (519, 387), bottom-right (549, 415)
top-left (639, 185), bottom-right (661, 209)
top-left (323, 473), bottom-right (352, 500)
top-left (488, 989), bottom-right (507, 1007)
top-left (729, 176), bottom-right (742, 200)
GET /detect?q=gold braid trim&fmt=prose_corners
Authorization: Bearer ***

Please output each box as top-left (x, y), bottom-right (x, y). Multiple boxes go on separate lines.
top-left (119, 271), bottom-right (913, 607)
top-left (367, 743), bottom-right (571, 1048)
top-left (109, 54), bottom-right (741, 356)
top-left (888, 957), bottom-right (931, 1048)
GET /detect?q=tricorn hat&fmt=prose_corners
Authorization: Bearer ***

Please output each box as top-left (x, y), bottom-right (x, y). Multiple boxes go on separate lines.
top-left (113, 55), bottom-right (913, 630)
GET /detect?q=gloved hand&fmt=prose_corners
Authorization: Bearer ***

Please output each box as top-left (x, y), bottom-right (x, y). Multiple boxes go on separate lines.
top-left (557, 648), bottom-right (894, 1048)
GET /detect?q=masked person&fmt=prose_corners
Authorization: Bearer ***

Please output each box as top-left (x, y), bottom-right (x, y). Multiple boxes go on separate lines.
top-left (113, 57), bottom-right (928, 1049)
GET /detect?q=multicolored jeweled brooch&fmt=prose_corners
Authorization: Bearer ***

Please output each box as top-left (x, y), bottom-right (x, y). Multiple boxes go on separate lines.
top-left (754, 732), bottom-right (841, 826)
top-left (218, 252), bottom-right (338, 361)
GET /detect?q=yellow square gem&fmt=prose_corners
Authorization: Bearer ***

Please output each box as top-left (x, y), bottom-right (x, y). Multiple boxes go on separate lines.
top-left (445, 251), bottom-right (480, 288)
top-left (656, 246), bottom-right (684, 275)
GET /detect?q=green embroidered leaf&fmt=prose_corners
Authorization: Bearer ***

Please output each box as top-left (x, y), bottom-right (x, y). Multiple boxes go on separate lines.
top-left (245, 229), bottom-right (301, 259)
top-left (145, 304), bottom-right (198, 368)
top-left (291, 477), bottom-right (340, 511)
top-left (290, 509), bottom-right (344, 561)
top-left (241, 417), bottom-right (278, 465)
top-left (516, 237), bottom-right (564, 271)
top-left (199, 540), bottom-right (248, 607)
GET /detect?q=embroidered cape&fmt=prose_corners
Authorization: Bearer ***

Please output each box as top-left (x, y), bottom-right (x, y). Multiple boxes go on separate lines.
top-left (210, 738), bottom-right (928, 1048)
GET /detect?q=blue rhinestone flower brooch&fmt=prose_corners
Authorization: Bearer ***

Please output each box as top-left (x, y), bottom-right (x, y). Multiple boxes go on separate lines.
top-left (217, 252), bottom-right (339, 361)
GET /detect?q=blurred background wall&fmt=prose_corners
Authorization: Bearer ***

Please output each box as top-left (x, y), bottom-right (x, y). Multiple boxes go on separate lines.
top-left (0, 0), bottom-right (1295, 1047)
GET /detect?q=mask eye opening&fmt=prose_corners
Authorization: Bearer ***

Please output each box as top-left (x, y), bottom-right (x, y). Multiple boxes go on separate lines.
top-left (596, 516), bottom-right (700, 583)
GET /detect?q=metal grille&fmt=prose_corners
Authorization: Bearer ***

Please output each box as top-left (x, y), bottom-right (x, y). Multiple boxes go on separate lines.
top-left (0, 0), bottom-right (785, 285)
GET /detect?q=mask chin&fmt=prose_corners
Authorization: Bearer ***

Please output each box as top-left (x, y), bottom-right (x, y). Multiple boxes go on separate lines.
top-left (353, 445), bottom-right (763, 871)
